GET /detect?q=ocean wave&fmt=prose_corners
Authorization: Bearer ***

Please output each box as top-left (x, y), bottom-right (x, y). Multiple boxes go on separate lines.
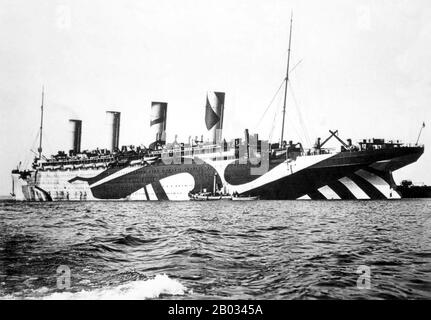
top-left (111, 235), bottom-right (160, 246)
top-left (2, 200), bottom-right (431, 299)
top-left (3, 274), bottom-right (187, 300)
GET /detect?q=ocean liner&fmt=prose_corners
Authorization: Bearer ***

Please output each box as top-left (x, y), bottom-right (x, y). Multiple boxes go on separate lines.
top-left (11, 18), bottom-right (424, 201)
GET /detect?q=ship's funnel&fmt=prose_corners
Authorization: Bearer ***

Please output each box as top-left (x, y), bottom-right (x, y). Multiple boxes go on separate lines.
top-left (205, 91), bottom-right (225, 144)
top-left (150, 102), bottom-right (168, 143)
top-left (68, 119), bottom-right (82, 154)
top-left (106, 111), bottom-right (121, 151)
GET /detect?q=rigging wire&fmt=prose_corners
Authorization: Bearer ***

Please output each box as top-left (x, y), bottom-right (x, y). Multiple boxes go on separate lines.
top-left (286, 113), bottom-right (303, 144)
top-left (288, 81), bottom-right (311, 146)
top-left (254, 78), bottom-right (286, 130)
top-left (23, 129), bottom-right (40, 169)
top-left (289, 59), bottom-right (303, 75)
top-left (254, 59), bottom-right (303, 131)
top-left (43, 132), bottom-right (55, 160)
top-left (268, 109), bottom-right (279, 143)
top-left (268, 93), bottom-right (283, 142)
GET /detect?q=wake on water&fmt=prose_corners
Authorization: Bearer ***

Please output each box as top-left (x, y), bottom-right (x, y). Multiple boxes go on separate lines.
top-left (2, 274), bottom-right (188, 300)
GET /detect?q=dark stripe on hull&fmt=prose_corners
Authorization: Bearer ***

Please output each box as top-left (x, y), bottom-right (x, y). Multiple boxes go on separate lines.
top-left (151, 181), bottom-right (169, 201)
top-left (68, 166), bottom-right (124, 185)
top-left (224, 159), bottom-right (284, 185)
top-left (309, 146), bottom-right (423, 170)
top-left (143, 185), bottom-right (150, 200)
top-left (248, 164), bottom-right (365, 200)
top-left (34, 186), bottom-right (52, 201)
top-left (348, 173), bottom-right (387, 200)
top-left (366, 167), bottom-right (397, 187)
top-left (89, 162), bottom-right (219, 199)
top-left (327, 181), bottom-right (356, 200)
top-left (307, 190), bottom-right (326, 200)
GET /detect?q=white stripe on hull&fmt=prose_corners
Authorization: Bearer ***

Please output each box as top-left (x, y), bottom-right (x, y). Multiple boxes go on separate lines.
top-left (159, 173), bottom-right (195, 201)
top-left (355, 169), bottom-right (401, 199)
top-left (338, 177), bottom-right (370, 199)
top-left (202, 153), bottom-right (336, 195)
top-left (90, 165), bottom-right (143, 188)
top-left (146, 184), bottom-right (158, 200)
top-left (318, 185), bottom-right (341, 200)
top-left (297, 194), bottom-right (311, 200)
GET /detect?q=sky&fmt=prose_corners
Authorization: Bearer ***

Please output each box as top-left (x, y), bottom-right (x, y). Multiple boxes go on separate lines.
top-left (0, 0), bottom-right (430, 195)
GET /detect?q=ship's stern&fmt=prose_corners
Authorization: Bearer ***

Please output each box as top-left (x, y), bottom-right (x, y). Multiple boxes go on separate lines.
top-left (11, 170), bottom-right (51, 201)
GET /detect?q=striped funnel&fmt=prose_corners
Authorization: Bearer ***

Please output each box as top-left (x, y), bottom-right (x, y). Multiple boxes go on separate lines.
top-left (205, 91), bottom-right (225, 144)
top-left (151, 102), bottom-right (168, 143)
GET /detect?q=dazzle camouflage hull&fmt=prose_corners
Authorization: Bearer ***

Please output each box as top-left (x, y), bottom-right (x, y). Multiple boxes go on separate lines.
top-left (12, 145), bottom-right (424, 201)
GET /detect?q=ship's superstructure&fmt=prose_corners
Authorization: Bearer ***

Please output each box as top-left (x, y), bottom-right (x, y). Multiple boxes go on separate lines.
top-left (11, 18), bottom-right (425, 201)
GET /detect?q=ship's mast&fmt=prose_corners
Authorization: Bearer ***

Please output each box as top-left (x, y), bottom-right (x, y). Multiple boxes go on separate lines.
top-left (37, 86), bottom-right (44, 160)
top-left (213, 173), bottom-right (217, 194)
top-left (11, 176), bottom-right (15, 197)
top-left (416, 122), bottom-right (425, 145)
top-left (280, 13), bottom-right (293, 146)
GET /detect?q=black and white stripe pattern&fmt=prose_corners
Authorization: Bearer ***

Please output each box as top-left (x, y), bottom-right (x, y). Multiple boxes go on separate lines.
top-left (297, 169), bottom-right (401, 200)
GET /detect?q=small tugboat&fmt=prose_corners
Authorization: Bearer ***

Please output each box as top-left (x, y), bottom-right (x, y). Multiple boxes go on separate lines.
top-left (231, 196), bottom-right (259, 201)
top-left (231, 191), bottom-right (259, 201)
top-left (189, 174), bottom-right (224, 201)
top-left (189, 192), bottom-right (222, 201)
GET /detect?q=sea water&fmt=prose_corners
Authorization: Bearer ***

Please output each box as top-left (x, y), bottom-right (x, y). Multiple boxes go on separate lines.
top-left (0, 200), bottom-right (430, 299)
